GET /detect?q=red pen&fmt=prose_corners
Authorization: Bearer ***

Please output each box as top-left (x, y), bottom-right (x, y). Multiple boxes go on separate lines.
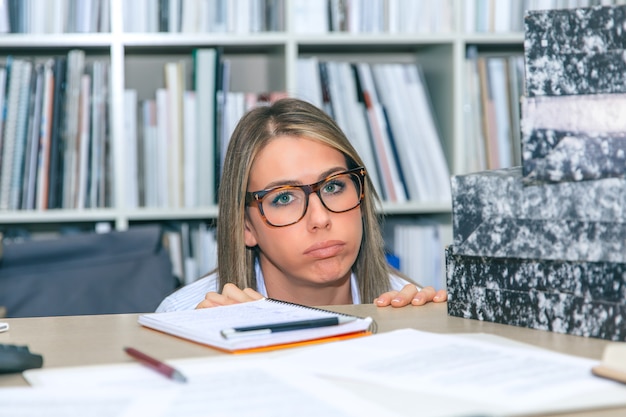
top-left (124, 347), bottom-right (187, 383)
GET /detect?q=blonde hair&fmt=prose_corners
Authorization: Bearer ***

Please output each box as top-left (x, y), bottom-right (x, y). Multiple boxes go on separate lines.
top-left (216, 98), bottom-right (405, 302)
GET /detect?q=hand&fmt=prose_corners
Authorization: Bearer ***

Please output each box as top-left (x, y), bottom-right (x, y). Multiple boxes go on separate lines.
top-left (195, 283), bottom-right (264, 309)
top-left (373, 284), bottom-right (447, 308)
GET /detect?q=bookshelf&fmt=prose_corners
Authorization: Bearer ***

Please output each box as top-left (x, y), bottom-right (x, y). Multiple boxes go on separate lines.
top-left (2, 0), bottom-right (611, 287)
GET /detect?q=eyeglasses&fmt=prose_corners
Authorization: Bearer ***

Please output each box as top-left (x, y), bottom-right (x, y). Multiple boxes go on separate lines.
top-left (246, 167), bottom-right (366, 227)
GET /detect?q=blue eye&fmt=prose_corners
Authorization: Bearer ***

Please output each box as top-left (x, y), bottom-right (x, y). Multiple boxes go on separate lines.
top-left (270, 191), bottom-right (296, 207)
top-left (322, 179), bottom-right (345, 195)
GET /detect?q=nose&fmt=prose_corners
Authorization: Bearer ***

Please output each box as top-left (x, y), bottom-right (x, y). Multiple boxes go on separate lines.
top-left (305, 192), bottom-right (331, 230)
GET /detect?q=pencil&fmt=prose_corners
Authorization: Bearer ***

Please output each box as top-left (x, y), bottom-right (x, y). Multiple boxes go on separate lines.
top-left (124, 346), bottom-right (187, 383)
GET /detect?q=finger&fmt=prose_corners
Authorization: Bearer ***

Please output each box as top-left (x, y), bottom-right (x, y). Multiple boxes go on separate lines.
top-left (221, 283), bottom-right (258, 303)
top-left (389, 284), bottom-right (421, 307)
top-left (195, 292), bottom-right (239, 309)
top-left (196, 284), bottom-right (261, 309)
top-left (411, 286), bottom-right (436, 306)
top-left (242, 287), bottom-right (264, 300)
top-left (373, 290), bottom-right (397, 307)
top-left (433, 289), bottom-right (448, 302)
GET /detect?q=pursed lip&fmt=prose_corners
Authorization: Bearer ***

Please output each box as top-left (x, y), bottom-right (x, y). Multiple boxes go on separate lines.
top-left (303, 240), bottom-right (345, 258)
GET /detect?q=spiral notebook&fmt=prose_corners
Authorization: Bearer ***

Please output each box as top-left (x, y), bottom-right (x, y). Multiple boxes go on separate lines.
top-left (138, 298), bottom-right (375, 353)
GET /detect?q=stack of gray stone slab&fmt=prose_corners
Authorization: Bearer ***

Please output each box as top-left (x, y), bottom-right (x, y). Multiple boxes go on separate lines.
top-left (446, 5), bottom-right (626, 341)
top-left (522, 4), bottom-right (626, 183)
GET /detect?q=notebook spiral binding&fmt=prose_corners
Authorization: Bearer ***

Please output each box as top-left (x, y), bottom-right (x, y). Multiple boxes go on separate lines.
top-left (265, 297), bottom-right (378, 334)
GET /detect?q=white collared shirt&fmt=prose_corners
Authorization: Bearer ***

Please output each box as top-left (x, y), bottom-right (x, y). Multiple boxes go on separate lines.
top-left (155, 260), bottom-right (411, 313)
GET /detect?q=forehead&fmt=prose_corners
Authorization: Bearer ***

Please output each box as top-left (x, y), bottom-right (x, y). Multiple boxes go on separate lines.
top-left (248, 136), bottom-right (347, 188)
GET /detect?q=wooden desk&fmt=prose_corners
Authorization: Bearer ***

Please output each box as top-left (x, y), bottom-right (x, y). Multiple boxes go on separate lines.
top-left (0, 303), bottom-right (623, 416)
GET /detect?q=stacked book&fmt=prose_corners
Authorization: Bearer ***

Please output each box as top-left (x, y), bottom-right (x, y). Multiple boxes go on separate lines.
top-left (296, 59), bottom-right (451, 204)
top-left (0, 50), bottom-right (110, 211)
top-left (446, 4), bottom-right (626, 341)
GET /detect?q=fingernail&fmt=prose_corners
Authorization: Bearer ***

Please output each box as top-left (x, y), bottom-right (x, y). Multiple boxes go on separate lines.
top-left (391, 297), bottom-right (401, 304)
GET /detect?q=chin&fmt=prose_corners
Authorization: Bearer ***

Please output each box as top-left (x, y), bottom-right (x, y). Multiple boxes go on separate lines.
top-left (309, 265), bottom-right (351, 285)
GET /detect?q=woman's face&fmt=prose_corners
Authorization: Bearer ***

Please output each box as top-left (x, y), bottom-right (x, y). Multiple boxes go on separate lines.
top-left (244, 136), bottom-right (363, 295)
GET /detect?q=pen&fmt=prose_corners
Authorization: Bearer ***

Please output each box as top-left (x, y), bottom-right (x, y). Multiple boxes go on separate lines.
top-left (123, 347), bottom-right (187, 383)
top-left (220, 316), bottom-right (357, 339)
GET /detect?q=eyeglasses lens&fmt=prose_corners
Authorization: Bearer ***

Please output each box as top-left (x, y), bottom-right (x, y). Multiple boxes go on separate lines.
top-left (261, 172), bottom-right (362, 227)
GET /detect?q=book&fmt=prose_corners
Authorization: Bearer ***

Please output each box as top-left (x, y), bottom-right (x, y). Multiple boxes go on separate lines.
top-left (182, 90), bottom-right (196, 208)
top-left (155, 87), bottom-right (169, 207)
top-left (9, 59), bottom-right (32, 210)
top-left (401, 63), bottom-right (451, 201)
top-left (295, 56), bottom-right (323, 109)
top-left (370, 62), bottom-right (429, 201)
top-left (75, 73), bottom-right (91, 209)
top-left (89, 60), bottom-right (109, 208)
top-left (477, 55), bottom-right (500, 169)
top-left (317, 61), bottom-right (384, 200)
top-left (506, 54), bottom-right (524, 167)
top-left (345, 63), bottom-right (383, 200)
top-left (47, 56), bottom-right (67, 209)
top-left (21, 61), bottom-right (44, 210)
top-left (0, 0), bottom-right (8, 33)
top-left (35, 59), bottom-right (54, 210)
top-left (0, 64), bottom-right (7, 153)
top-left (461, 46), bottom-right (487, 173)
top-left (487, 56), bottom-right (512, 168)
top-left (123, 89), bottom-right (138, 209)
top-left (138, 298), bottom-right (374, 353)
top-left (0, 58), bottom-right (26, 210)
top-left (164, 60), bottom-right (185, 208)
top-left (62, 49), bottom-right (85, 209)
top-left (355, 62), bottom-right (407, 202)
top-left (215, 52), bottom-right (229, 182)
top-left (140, 99), bottom-right (158, 207)
top-left (292, 0), bottom-right (328, 34)
top-left (392, 219), bottom-right (446, 290)
top-left (592, 343), bottom-right (626, 384)
top-left (192, 47), bottom-right (218, 207)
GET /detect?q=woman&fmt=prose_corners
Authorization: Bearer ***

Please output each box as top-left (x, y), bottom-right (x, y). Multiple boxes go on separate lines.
top-left (157, 98), bottom-right (447, 312)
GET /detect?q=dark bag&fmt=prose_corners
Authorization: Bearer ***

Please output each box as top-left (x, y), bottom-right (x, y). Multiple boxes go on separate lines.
top-left (0, 225), bottom-right (177, 317)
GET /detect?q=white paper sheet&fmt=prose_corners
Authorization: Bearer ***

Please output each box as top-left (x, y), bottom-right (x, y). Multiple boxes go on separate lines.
top-left (24, 356), bottom-right (402, 417)
top-left (21, 329), bottom-right (626, 417)
top-left (276, 329), bottom-right (626, 416)
top-left (0, 386), bottom-right (173, 417)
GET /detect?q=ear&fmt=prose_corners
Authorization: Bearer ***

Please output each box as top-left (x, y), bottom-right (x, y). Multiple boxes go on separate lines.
top-left (244, 216), bottom-right (259, 247)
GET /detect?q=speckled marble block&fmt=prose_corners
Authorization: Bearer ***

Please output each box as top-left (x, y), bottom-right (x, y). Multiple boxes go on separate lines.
top-left (520, 93), bottom-right (626, 182)
top-left (446, 247), bottom-right (626, 341)
top-left (522, 129), bottom-right (626, 182)
top-left (451, 167), bottom-right (626, 262)
top-left (524, 5), bottom-right (626, 97)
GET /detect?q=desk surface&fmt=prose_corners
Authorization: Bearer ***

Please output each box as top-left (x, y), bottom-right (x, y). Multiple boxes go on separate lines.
top-left (0, 303), bottom-right (623, 416)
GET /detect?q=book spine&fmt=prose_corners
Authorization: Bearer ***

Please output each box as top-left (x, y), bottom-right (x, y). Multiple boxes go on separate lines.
top-left (193, 48), bottom-right (217, 207)
top-left (62, 49), bottom-right (85, 209)
top-left (48, 56), bottom-right (67, 209)
top-left (0, 58), bottom-right (23, 209)
top-left (9, 60), bottom-right (32, 210)
top-left (21, 61), bottom-right (43, 210)
top-left (36, 60), bottom-right (54, 210)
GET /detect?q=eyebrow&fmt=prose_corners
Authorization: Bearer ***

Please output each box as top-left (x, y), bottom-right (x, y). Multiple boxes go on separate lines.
top-left (261, 166), bottom-right (348, 189)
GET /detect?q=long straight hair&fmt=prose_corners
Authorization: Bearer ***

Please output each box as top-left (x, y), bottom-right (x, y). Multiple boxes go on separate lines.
top-left (216, 98), bottom-right (404, 302)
